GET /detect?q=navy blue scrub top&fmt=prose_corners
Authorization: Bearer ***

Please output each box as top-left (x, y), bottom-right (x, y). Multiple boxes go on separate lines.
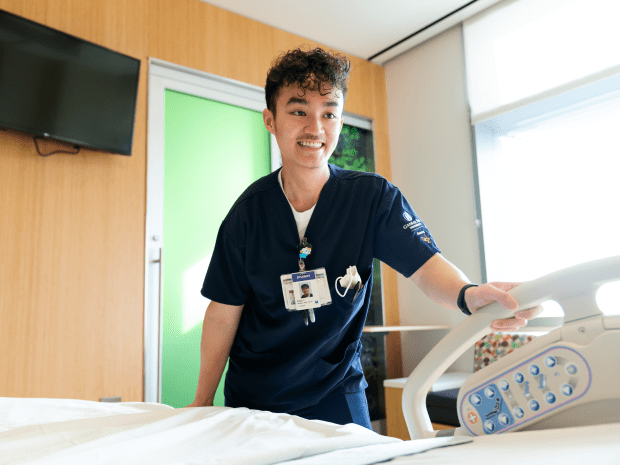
top-left (201, 164), bottom-right (440, 414)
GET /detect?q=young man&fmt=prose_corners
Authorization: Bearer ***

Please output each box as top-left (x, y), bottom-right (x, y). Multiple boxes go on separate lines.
top-left (188, 48), bottom-right (537, 428)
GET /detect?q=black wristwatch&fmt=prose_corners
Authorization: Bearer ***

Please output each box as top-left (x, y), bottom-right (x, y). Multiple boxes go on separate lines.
top-left (457, 284), bottom-right (479, 316)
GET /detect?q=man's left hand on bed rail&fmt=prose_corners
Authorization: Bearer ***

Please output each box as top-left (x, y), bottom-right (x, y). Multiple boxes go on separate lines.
top-left (464, 282), bottom-right (543, 331)
top-left (411, 254), bottom-right (543, 331)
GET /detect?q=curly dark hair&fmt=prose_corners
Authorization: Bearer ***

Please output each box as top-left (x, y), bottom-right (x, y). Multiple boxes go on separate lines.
top-left (265, 47), bottom-right (351, 115)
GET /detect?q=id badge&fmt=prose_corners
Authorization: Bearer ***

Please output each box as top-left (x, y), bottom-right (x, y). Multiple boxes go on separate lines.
top-left (280, 267), bottom-right (332, 311)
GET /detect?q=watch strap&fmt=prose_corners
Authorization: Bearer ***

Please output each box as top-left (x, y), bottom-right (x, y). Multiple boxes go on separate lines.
top-left (457, 284), bottom-right (479, 316)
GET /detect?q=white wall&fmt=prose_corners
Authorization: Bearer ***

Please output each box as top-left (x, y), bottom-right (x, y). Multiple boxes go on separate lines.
top-left (384, 25), bottom-right (482, 374)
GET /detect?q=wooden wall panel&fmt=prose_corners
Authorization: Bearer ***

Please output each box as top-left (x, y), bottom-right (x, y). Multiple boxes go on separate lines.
top-left (0, 0), bottom-right (399, 402)
top-left (0, 0), bottom-right (148, 401)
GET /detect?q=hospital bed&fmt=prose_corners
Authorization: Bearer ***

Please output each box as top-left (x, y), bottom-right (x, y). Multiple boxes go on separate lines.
top-left (2, 256), bottom-right (620, 465)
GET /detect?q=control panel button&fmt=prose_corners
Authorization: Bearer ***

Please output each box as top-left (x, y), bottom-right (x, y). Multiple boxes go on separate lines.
top-left (529, 400), bottom-right (540, 411)
top-left (467, 411), bottom-right (479, 424)
top-left (484, 386), bottom-right (495, 399)
top-left (566, 364), bottom-right (578, 375)
top-left (470, 394), bottom-right (482, 406)
top-left (499, 380), bottom-right (510, 391)
top-left (544, 392), bottom-right (556, 404)
top-left (498, 412), bottom-right (510, 426)
top-left (483, 420), bottom-right (496, 434)
top-left (513, 406), bottom-right (524, 419)
top-left (529, 364), bottom-right (540, 376)
top-left (545, 356), bottom-right (557, 368)
top-left (561, 384), bottom-right (574, 396)
top-left (514, 372), bottom-right (525, 384)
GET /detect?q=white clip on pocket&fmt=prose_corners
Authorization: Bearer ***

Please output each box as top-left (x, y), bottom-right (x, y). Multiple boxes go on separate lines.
top-left (335, 266), bottom-right (361, 297)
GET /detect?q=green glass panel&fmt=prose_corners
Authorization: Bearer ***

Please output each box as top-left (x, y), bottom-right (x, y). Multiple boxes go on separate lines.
top-left (162, 89), bottom-right (271, 408)
top-left (330, 124), bottom-right (375, 174)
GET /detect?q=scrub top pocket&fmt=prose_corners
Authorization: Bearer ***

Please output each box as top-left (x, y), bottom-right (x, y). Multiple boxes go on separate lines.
top-left (313, 337), bottom-right (363, 383)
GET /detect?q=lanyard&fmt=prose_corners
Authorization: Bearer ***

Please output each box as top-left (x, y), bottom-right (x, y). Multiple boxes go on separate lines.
top-left (298, 237), bottom-right (312, 272)
top-left (298, 237), bottom-right (314, 325)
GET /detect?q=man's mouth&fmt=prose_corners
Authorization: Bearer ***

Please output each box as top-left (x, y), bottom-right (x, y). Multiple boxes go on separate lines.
top-left (298, 141), bottom-right (323, 148)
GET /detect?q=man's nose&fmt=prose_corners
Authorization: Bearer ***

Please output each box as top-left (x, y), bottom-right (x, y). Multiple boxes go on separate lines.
top-left (305, 115), bottom-right (324, 134)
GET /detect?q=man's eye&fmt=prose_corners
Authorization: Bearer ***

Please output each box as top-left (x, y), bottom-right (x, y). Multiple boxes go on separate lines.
top-left (324, 113), bottom-right (336, 119)
top-left (292, 110), bottom-right (305, 116)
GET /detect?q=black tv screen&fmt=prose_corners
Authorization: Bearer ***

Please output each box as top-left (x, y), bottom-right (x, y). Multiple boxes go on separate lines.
top-left (0, 9), bottom-right (140, 155)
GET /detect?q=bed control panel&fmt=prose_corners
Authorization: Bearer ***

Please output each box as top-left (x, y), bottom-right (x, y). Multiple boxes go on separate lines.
top-left (459, 346), bottom-right (591, 435)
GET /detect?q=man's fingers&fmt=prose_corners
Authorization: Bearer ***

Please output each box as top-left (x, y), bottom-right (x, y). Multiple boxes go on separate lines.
top-left (516, 305), bottom-right (544, 320)
top-left (490, 316), bottom-right (527, 331)
top-left (476, 284), bottom-right (543, 331)
top-left (489, 283), bottom-right (521, 310)
top-left (475, 283), bottom-right (520, 311)
top-left (489, 305), bottom-right (543, 332)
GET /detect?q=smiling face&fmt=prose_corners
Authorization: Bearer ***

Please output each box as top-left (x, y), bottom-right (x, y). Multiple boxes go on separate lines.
top-left (263, 82), bottom-right (344, 172)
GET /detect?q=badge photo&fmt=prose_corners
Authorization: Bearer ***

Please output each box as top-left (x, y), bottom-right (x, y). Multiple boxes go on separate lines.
top-left (292, 271), bottom-right (320, 310)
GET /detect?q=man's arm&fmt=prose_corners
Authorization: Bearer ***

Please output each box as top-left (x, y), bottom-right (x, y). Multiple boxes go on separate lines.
top-left (186, 300), bottom-right (244, 407)
top-left (410, 253), bottom-right (540, 331)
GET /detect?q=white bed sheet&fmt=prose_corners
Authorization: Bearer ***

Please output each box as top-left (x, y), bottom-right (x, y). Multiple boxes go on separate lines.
top-left (4, 397), bottom-right (617, 465)
top-left (0, 398), bottom-right (469, 465)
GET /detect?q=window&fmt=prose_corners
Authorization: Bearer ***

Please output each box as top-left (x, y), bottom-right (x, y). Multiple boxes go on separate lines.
top-left (474, 72), bottom-right (620, 317)
top-left (464, 0), bottom-right (620, 318)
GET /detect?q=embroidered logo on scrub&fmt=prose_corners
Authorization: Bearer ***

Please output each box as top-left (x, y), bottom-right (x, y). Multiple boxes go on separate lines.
top-left (403, 218), bottom-right (423, 231)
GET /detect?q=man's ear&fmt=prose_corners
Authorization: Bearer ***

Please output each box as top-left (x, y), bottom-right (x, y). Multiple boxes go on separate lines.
top-left (263, 108), bottom-right (275, 135)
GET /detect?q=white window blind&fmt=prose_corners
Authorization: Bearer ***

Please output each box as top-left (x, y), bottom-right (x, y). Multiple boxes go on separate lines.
top-left (464, 0), bottom-right (620, 123)
top-left (463, 0), bottom-right (620, 317)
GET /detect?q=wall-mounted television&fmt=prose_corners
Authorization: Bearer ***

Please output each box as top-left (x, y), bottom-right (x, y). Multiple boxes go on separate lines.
top-left (0, 9), bottom-right (140, 156)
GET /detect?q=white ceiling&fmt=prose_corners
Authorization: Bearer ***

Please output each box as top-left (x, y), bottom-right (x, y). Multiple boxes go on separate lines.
top-left (199, 0), bottom-right (503, 64)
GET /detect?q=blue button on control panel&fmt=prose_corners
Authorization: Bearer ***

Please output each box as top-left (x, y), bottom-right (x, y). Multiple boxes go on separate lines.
top-left (561, 384), bottom-right (574, 396)
top-left (483, 420), bottom-right (496, 434)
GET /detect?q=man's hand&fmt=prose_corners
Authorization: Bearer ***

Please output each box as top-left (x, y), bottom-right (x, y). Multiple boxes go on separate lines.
top-left (411, 254), bottom-right (543, 331)
top-left (464, 282), bottom-right (543, 331)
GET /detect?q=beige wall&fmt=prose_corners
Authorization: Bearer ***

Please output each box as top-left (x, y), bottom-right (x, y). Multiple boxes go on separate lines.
top-left (385, 25), bottom-right (482, 374)
top-left (0, 0), bottom-right (398, 400)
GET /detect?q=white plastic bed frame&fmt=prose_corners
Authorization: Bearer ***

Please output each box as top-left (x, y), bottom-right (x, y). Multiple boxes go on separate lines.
top-left (403, 255), bottom-right (620, 440)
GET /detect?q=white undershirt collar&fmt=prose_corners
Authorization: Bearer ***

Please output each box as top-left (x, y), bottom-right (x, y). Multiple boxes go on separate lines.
top-left (278, 170), bottom-right (316, 240)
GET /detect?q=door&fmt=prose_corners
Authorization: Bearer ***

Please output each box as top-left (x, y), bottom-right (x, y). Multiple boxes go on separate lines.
top-left (161, 89), bottom-right (271, 407)
top-left (145, 59), bottom-right (277, 403)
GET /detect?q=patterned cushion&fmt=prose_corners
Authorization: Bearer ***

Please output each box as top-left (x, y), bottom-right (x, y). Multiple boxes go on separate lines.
top-left (474, 332), bottom-right (536, 372)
